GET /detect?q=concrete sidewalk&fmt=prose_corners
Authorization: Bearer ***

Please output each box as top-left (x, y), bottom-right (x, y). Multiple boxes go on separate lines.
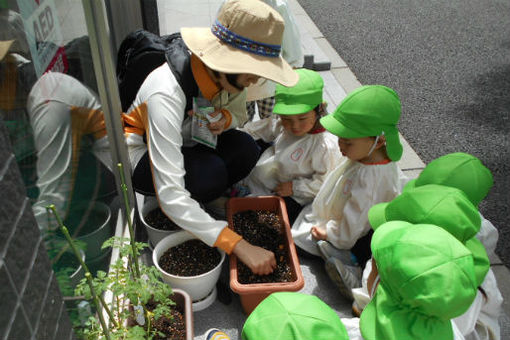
top-left (156, 0), bottom-right (510, 338)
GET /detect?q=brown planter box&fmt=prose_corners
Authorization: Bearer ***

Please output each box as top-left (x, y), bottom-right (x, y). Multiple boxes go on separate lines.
top-left (227, 196), bottom-right (305, 315)
top-left (171, 288), bottom-right (194, 339)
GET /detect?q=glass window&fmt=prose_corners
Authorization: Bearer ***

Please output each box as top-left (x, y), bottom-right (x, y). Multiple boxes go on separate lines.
top-left (1, 0), bottom-right (124, 298)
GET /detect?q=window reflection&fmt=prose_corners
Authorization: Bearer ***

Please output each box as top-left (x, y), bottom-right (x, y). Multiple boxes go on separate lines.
top-left (1, 1), bottom-right (118, 288)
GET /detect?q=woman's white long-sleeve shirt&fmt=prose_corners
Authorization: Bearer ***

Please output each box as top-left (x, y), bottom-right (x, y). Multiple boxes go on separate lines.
top-left (292, 158), bottom-right (406, 255)
top-left (242, 116), bottom-right (341, 205)
top-left (96, 63), bottom-right (240, 250)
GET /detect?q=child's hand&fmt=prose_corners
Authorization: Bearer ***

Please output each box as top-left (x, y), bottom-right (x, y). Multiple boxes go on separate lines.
top-left (273, 182), bottom-right (293, 197)
top-left (311, 226), bottom-right (327, 240)
top-left (207, 110), bottom-right (227, 135)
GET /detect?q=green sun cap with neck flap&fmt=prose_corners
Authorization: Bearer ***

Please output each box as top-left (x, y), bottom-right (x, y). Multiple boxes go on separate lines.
top-left (404, 152), bottom-right (493, 206)
top-left (368, 184), bottom-right (489, 286)
top-left (320, 85), bottom-right (403, 161)
top-left (360, 221), bottom-right (478, 340)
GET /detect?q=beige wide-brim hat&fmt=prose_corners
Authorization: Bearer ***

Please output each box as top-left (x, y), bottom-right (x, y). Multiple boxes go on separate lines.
top-left (181, 0), bottom-right (298, 87)
top-left (0, 40), bottom-right (14, 62)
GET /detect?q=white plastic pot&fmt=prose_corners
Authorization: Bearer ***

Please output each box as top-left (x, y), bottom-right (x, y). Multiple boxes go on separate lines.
top-left (152, 231), bottom-right (225, 306)
top-left (140, 196), bottom-right (179, 247)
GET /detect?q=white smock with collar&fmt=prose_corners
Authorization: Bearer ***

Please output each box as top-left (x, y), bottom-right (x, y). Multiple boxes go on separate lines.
top-left (241, 115), bottom-right (341, 205)
top-left (291, 157), bottom-right (407, 256)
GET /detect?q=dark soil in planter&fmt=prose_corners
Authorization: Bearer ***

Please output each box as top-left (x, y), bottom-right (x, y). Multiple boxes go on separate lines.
top-left (146, 299), bottom-right (186, 340)
top-left (145, 208), bottom-right (181, 232)
top-left (159, 239), bottom-right (221, 276)
top-left (233, 210), bottom-right (293, 284)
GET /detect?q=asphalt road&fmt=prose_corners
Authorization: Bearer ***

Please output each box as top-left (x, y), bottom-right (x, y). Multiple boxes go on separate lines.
top-left (297, 0), bottom-right (510, 266)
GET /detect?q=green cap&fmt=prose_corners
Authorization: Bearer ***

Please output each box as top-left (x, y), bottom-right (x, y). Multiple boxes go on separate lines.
top-left (369, 185), bottom-right (481, 242)
top-left (465, 237), bottom-right (491, 288)
top-left (404, 152), bottom-right (493, 206)
top-left (368, 184), bottom-right (489, 286)
top-left (242, 292), bottom-right (349, 340)
top-left (320, 85), bottom-right (403, 161)
top-left (273, 68), bottom-right (324, 115)
top-left (360, 221), bottom-right (478, 340)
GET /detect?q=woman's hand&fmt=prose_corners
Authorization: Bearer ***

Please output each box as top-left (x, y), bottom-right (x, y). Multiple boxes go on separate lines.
top-left (273, 182), bottom-right (293, 197)
top-left (233, 239), bottom-right (276, 275)
top-left (311, 226), bottom-right (328, 240)
top-left (207, 110), bottom-right (227, 135)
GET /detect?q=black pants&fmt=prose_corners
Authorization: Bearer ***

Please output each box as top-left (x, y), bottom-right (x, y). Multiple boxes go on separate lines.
top-left (283, 196), bottom-right (303, 226)
top-left (351, 229), bottom-right (374, 269)
top-left (132, 129), bottom-right (260, 203)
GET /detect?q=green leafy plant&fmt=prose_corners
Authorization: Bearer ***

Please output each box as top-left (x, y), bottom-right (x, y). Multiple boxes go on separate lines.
top-left (50, 163), bottom-right (176, 340)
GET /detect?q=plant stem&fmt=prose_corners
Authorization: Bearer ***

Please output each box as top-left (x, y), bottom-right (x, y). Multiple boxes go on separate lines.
top-left (86, 273), bottom-right (112, 340)
top-left (117, 163), bottom-right (140, 279)
top-left (49, 205), bottom-right (91, 274)
top-left (47, 204), bottom-right (119, 329)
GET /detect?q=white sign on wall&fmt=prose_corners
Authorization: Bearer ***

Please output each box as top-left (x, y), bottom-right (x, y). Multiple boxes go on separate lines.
top-left (17, 0), bottom-right (67, 76)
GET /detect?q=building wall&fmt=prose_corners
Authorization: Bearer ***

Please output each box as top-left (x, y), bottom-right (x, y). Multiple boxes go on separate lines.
top-left (0, 117), bottom-right (74, 340)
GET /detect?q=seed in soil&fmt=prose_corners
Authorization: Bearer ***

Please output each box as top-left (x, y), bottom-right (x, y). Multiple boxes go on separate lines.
top-left (145, 207), bottom-right (181, 231)
top-left (233, 210), bottom-right (293, 284)
top-left (159, 239), bottom-right (221, 276)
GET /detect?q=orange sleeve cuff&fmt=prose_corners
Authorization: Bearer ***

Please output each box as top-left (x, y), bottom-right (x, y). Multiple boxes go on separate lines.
top-left (214, 226), bottom-right (242, 254)
top-left (220, 109), bottom-right (232, 129)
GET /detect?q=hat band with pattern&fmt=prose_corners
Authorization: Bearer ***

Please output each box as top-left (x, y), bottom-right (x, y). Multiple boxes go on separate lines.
top-left (211, 20), bottom-right (281, 57)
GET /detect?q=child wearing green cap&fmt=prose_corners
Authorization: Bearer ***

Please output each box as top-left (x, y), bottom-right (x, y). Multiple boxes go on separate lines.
top-left (403, 152), bottom-right (499, 260)
top-left (358, 221), bottom-right (479, 340)
top-left (206, 292), bottom-right (357, 340)
top-left (356, 181), bottom-right (502, 339)
top-left (291, 85), bottom-right (407, 300)
top-left (241, 68), bottom-right (341, 224)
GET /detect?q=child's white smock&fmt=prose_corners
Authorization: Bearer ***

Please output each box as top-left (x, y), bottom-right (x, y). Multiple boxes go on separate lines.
top-left (339, 317), bottom-right (467, 340)
top-left (242, 116), bottom-right (341, 205)
top-left (453, 268), bottom-right (503, 340)
top-left (291, 158), bottom-right (406, 256)
top-left (353, 220), bottom-right (503, 340)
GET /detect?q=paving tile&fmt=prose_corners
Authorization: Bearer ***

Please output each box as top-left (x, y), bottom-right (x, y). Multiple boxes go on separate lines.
top-left (401, 168), bottom-right (423, 181)
top-left (315, 38), bottom-right (347, 69)
top-left (398, 135), bottom-right (426, 170)
top-left (330, 67), bottom-right (362, 94)
top-left (319, 71), bottom-right (347, 108)
top-left (288, 0), bottom-right (308, 16)
top-left (294, 13), bottom-right (323, 39)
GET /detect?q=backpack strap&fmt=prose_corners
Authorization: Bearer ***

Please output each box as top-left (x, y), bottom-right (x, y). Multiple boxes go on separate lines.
top-left (162, 33), bottom-right (199, 112)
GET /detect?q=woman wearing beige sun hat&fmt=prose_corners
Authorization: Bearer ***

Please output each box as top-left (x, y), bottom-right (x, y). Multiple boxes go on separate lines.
top-left (114, 0), bottom-right (299, 276)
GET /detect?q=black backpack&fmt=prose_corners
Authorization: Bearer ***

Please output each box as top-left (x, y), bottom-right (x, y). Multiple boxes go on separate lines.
top-left (116, 29), bottom-right (198, 113)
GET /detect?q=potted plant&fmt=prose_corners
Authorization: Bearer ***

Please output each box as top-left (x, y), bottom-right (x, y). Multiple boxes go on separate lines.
top-left (49, 163), bottom-right (194, 339)
top-left (226, 196), bottom-right (305, 315)
top-left (61, 200), bottom-right (112, 258)
top-left (152, 231), bottom-right (225, 311)
top-left (140, 196), bottom-right (181, 247)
